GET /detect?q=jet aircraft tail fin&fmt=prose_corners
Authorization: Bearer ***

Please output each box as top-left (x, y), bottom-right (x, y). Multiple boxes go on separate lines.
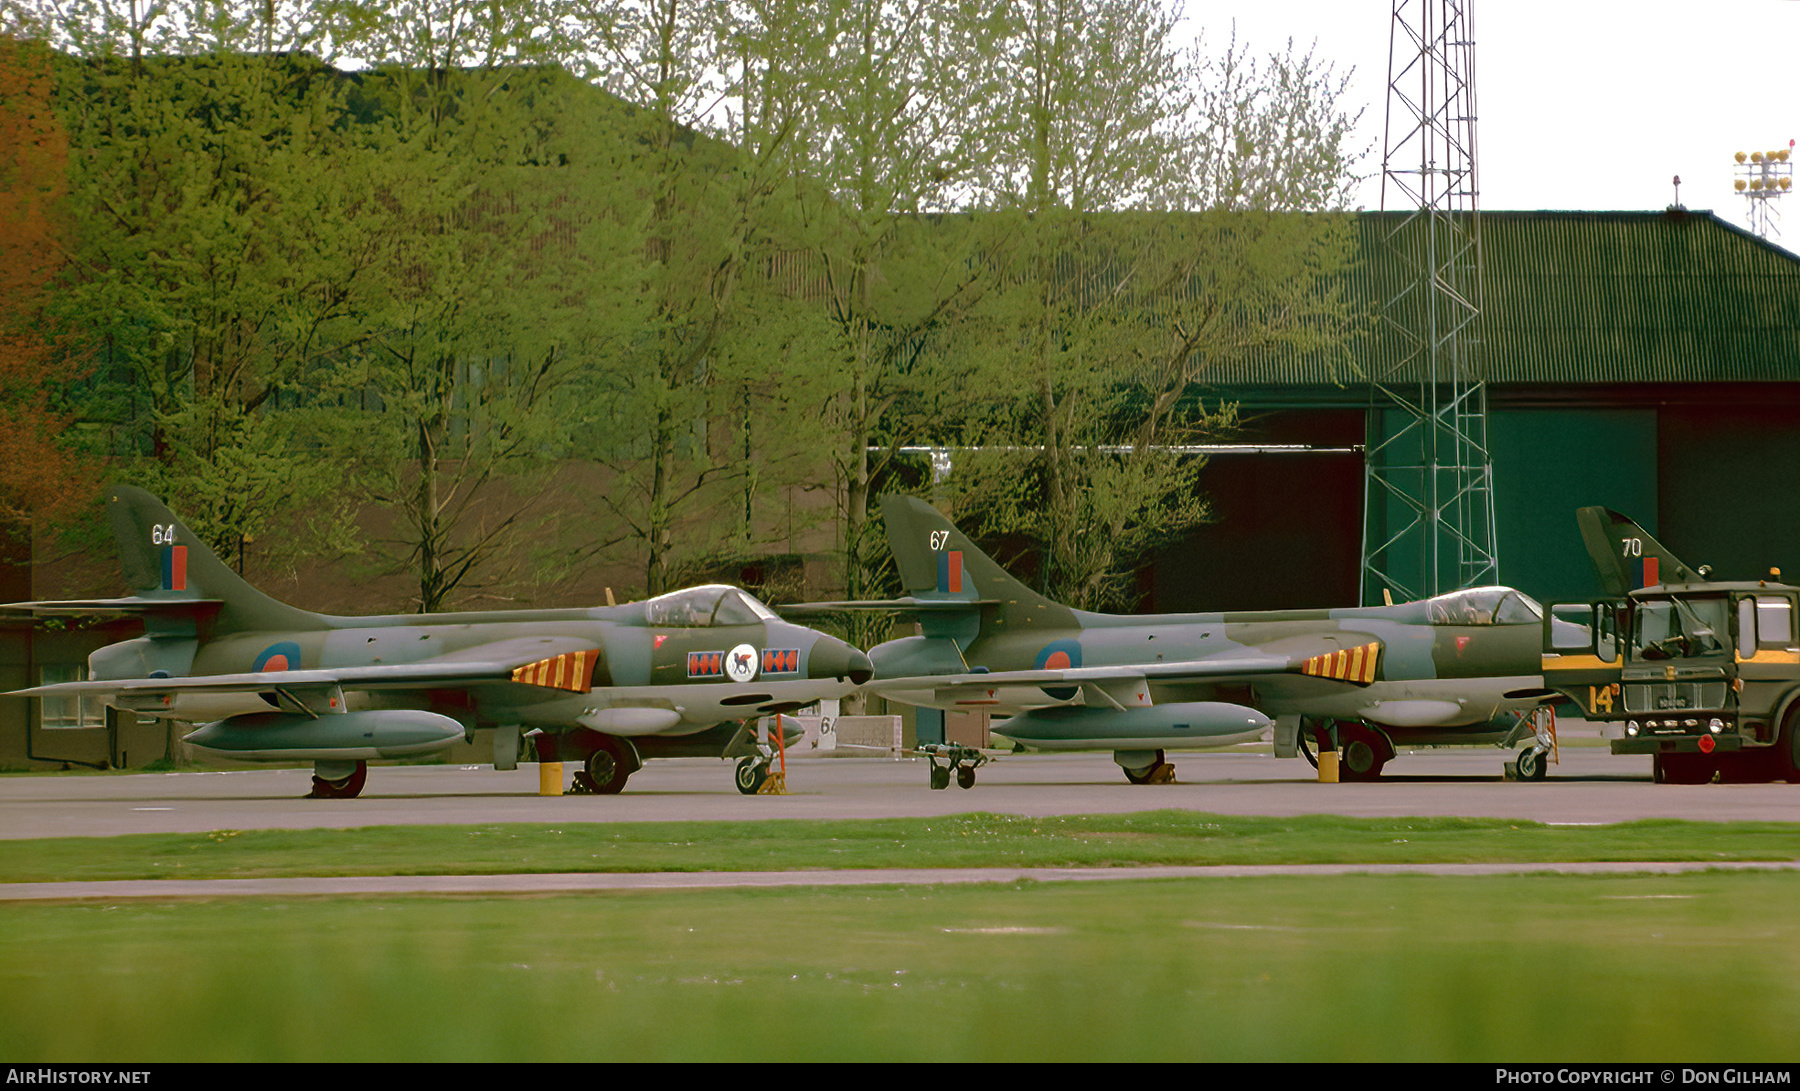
top-left (99, 485), bottom-right (329, 635)
top-left (1576, 506), bottom-right (1703, 595)
top-left (879, 494), bottom-right (1075, 638)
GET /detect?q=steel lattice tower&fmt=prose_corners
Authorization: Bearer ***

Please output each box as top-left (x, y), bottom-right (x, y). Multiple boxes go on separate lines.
top-left (1361, 0), bottom-right (1498, 605)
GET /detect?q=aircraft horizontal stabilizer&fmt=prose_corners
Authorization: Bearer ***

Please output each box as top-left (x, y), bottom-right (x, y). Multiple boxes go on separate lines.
top-left (0, 596), bottom-right (223, 618)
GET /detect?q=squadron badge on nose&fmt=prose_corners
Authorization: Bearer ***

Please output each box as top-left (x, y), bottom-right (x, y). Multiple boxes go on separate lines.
top-left (726, 643), bottom-right (759, 682)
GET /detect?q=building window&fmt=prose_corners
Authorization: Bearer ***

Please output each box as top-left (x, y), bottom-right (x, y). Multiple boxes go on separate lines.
top-left (38, 665), bottom-right (103, 729)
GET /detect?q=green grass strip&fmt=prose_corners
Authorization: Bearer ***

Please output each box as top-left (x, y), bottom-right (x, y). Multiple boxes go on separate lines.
top-left (6, 872), bottom-right (1800, 1061)
top-left (3, 810), bottom-right (1799, 882)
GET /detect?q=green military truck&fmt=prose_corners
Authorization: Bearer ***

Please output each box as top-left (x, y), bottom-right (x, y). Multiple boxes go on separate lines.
top-left (1541, 508), bottom-right (1800, 784)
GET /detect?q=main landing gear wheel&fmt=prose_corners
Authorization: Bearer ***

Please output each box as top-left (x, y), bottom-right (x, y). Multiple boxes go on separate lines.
top-left (1515, 747), bottom-right (1547, 781)
top-left (1338, 727), bottom-right (1388, 782)
top-left (1297, 727), bottom-right (1318, 770)
top-left (307, 760), bottom-right (367, 799)
top-left (1122, 750), bottom-right (1175, 785)
top-left (735, 757), bottom-right (770, 795)
top-left (929, 765), bottom-right (951, 790)
top-left (956, 765), bottom-right (977, 789)
top-left (578, 738), bottom-right (632, 794)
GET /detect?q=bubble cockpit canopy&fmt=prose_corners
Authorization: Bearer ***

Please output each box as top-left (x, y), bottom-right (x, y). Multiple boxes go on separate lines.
top-left (641, 585), bottom-right (777, 628)
top-left (1424, 586), bottom-right (1544, 626)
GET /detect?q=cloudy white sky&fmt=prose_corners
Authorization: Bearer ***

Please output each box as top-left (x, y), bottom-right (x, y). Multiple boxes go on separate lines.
top-left (1183, 0), bottom-right (1800, 234)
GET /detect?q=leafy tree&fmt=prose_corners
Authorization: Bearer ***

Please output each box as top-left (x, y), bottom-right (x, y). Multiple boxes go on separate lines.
top-left (0, 33), bottom-right (97, 531)
top-left (39, 16), bottom-right (376, 561)
top-left (762, 0), bottom-right (1013, 627)
top-left (553, 0), bottom-right (816, 597)
top-left (947, 3), bottom-right (1363, 610)
top-left (319, 4), bottom-right (635, 610)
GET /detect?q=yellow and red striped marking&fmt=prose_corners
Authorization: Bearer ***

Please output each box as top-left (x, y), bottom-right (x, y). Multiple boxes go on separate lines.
top-left (1299, 641), bottom-right (1380, 683)
top-left (510, 650), bottom-right (598, 693)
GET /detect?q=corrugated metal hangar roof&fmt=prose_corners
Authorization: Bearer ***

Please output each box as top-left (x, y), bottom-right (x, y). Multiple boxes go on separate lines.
top-left (1213, 209), bottom-right (1800, 389)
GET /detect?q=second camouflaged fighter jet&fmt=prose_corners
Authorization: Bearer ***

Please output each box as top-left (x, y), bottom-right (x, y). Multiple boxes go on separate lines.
top-left (5, 487), bottom-right (872, 797)
top-left (825, 495), bottom-right (1555, 784)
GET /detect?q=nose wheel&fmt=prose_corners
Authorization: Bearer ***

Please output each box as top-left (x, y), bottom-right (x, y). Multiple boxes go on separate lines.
top-left (1508, 707), bottom-right (1557, 781)
top-left (735, 757), bottom-right (772, 795)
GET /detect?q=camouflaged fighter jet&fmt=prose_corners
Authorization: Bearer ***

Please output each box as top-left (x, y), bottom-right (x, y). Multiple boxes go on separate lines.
top-left (4, 487), bottom-right (872, 798)
top-left (805, 494), bottom-right (1557, 784)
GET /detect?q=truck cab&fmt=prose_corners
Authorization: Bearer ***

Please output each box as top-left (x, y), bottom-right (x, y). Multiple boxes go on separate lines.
top-left (1543, 582), bottom-right (1800, 783)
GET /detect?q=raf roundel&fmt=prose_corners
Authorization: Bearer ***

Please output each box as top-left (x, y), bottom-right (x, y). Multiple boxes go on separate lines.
top-left (1035, 639), bottom-right (1082, 702)
top-left (1035, 639), bottom-right (1082, 672)
top-left (253, 641), bottom-right (303, 672)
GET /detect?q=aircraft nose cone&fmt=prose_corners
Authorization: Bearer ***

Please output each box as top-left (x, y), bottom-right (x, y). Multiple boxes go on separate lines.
top-left (809, 639), bottom-right (874, 685)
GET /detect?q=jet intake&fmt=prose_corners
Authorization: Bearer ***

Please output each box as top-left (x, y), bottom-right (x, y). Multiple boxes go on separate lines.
top-left (993, 702), bottom-right (1271, 751)
top-left (869, 635), bottom-right (968, 679)
top-left (184, 709), bottom-right (464, 761)
top-left (807, 639), bottom-right (875, 686)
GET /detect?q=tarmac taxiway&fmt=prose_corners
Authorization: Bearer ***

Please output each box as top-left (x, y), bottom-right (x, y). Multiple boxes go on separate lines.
top-left (6, 744), bottom-right (1800, 841)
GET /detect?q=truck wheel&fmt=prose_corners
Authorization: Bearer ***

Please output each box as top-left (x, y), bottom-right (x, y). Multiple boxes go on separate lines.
top-left (1779, 709), bottom-right (1800, 783)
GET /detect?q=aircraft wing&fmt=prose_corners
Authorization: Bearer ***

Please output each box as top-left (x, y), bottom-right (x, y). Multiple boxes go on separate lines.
top-left (776, 595), bottom-right (999, 617)
top-left (875, 638), bottom-right (1382, 706)
top-left (7, 636), bottom-right (606, 700)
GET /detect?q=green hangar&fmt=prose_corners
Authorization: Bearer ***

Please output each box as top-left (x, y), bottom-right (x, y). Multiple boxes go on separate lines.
top-left (1164, 209), bottom-right (1800, 613)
